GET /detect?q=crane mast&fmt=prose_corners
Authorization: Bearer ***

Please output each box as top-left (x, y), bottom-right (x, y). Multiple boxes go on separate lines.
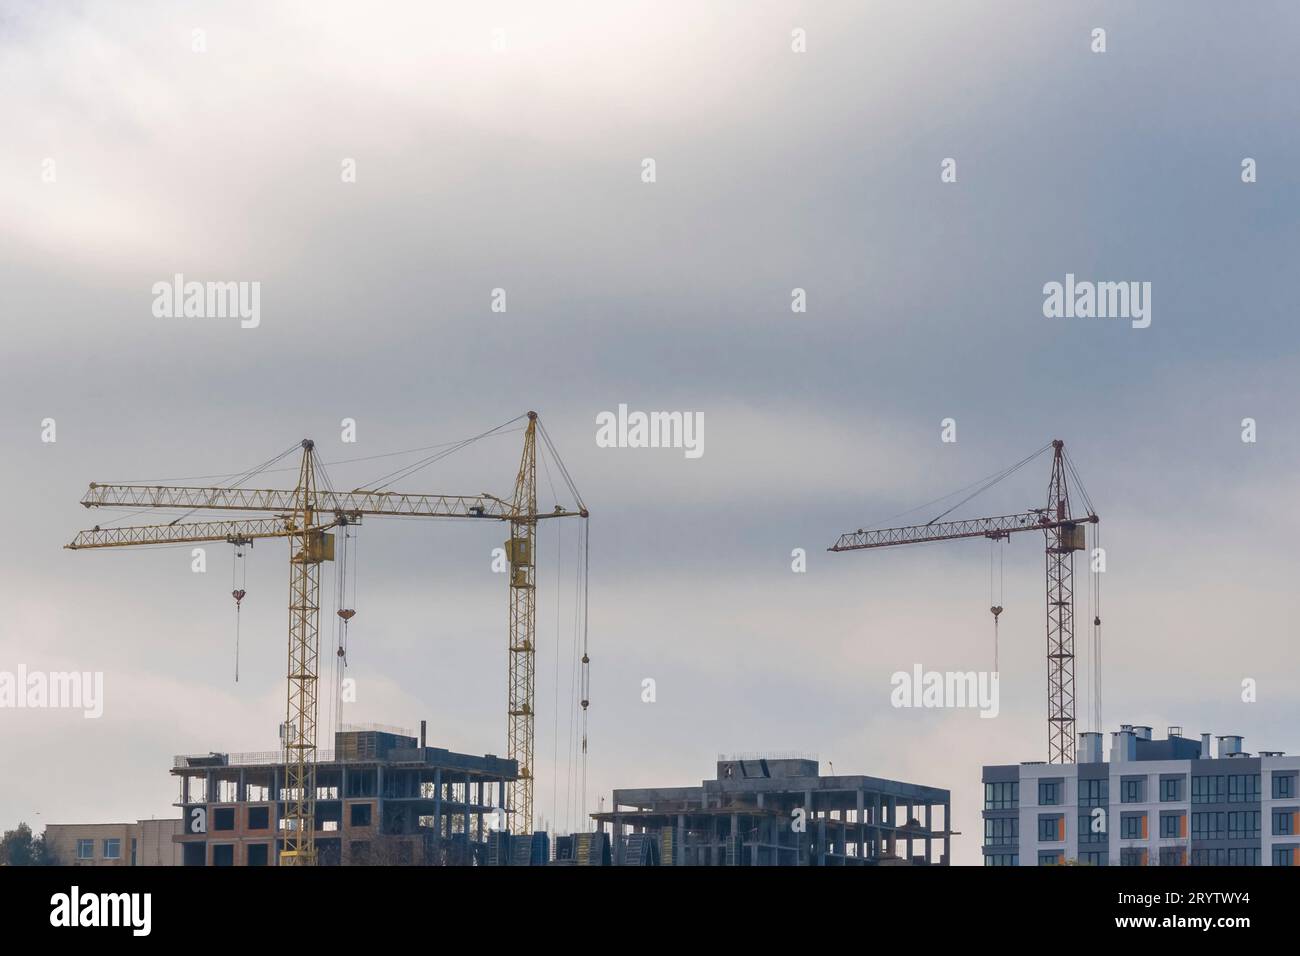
top-left (283, 439), bottom-right (323, 865)
top-left (831, 439), bottom-right (1097, 764)
top-left (1044, 441), bottom-right (1077, 764)
top-left (507, 415), bottom-right (538, 829)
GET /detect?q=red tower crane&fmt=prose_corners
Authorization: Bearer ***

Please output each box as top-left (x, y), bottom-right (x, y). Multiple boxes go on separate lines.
top-left (829, 440), bottom-right (1099, 764)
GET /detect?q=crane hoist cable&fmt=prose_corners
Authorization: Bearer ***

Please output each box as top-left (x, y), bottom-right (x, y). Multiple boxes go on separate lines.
top-left (989, 536), bottom-right (1005, 673)
top-left (231, 541), bottom-right (248, 682)
top-left (579, 514), bottom-right (590, 825)
top-left (548, 475), bottom-right (564, 833)
top-left (330, 521), bottom-right (357, 737)
top-left (1091, 521), bottom-right (1102, 733)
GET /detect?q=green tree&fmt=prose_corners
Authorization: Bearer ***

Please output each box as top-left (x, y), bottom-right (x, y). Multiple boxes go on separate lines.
top-left (1, 822), bottom-right (56, 865)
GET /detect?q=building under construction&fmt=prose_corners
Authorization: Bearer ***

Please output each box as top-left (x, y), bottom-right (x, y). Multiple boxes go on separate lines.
top-left (171, 725), bottom-right (516, 865)
top-left (589, 755), bottom-right (952, 865)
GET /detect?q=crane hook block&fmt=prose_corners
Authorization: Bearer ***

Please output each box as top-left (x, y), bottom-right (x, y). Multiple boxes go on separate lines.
top-left (232, 589), bottom-right (246, 607)
top-left (337, 609), bottom-right (356, 621)
top-left (990, 605), bottom-right (1003, 619)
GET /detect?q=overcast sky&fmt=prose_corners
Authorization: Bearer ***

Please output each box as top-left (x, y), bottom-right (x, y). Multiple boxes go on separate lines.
top-left (3, 1), bottom-right (1299, 864)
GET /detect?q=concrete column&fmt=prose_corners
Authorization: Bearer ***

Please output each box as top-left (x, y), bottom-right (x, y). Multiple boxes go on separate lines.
top-left (943, 801), bottom-right (951, 865)
top-left (872, 793), bottom-right (881, 859)
top-left (856, 789), bottom-right (865, 859)
top-left (816, 816), bottom-right (827, 866)
top-left (476, 781), bottom-right (483, 844)
top-left (924, 804), bottom-right (933, 863)
top-left (464, 775), bottom-right (471, 859)
top-left (730, 812), bottom-right (739, 866)
top-left (803, 789), bottom-right (813, 866)
top-left (238, 769), bottom-right (246, 802)
top-left (905, 800), bottom-right (913, 861)
top-left (613, 814), bottom-right (624, 865)
top-left (887, 795), bottom-right (897, 857)
top-left (432, 768), bottom-right (442, 844)
top-left (676, 813), bottom-right (685, 867)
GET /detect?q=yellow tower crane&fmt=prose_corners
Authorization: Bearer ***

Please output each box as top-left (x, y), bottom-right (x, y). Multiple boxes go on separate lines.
top-left (66, 412), bottom-right (587, 863)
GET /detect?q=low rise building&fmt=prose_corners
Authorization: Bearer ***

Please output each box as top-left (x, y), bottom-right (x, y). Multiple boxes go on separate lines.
top-left (44, 819), bottom-right (182, 866)
top-left (591, 754), bottom-right (951, 865)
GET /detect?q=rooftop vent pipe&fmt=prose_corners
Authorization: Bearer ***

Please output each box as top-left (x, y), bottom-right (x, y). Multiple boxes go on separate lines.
top-left (1217, 735), bottom-right (1243, 758)
top-left (1078, 732), bottom-right (1104, 764)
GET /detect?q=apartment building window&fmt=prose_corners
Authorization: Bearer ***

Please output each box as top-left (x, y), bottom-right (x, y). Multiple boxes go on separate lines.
top-left (1273, 847), bottom-right (1297, 867)
top-left (1227, 847), bottom-right (1260, 866)
top-left (247, 844), bottom-right (269, 866)
top-left (1038, 780), bottom-right (1062, 806)
top-left (1191, 775), bottom-right (1224, 804)
top-left (1191, 848), bottom-right (1227, 866)
top-left (1159, 846), bottom-right (1186, 866)
top-left (1159, 812), bottom-right (1183, 838)
top-left (984, 817), bottom-right (1018, 846)
top-left (1119, 847), bottom-right (1148, 866)
top-left (1037, 814), bottom-right (1065, 842)
top-left (1078, 812), bottom-right (1107, 844)
top-left (984, 853), bottom-right (1018, 866)
top-left (1078, 779), bottom-right (1107, 807)
top-left (1273, 773), bottom-right (1297, 800)
top-left (1191, 812), bottom-right (1224, 840)
top-left (214, 807), bottom-right (235, 831)
top-left (1079, 850), bottom-right (1107, 866)
top-left (346, 770), bottom-right (377, 797)
top-left (247, 806), bottom-right (269, 830)
top-left (130, 839), bottom-right (137, 866)
top-left (1272, 809), bottom-right (1297, 836)
top-left (1120, 812), bottom-right (1145, 839)
top-left (1037, 851), bottom-right (1063, 866)
top-left (103, 838), bottom-right (121, 860)
top-left (1121, 777), bottom-right (1145, 803)
top-left (1228, 773), bottom-right (1260, 803)
top-left (984, 781), bottom-right (1018, 810)
top-left (1227, 810), bottom-right (1260, 839)
top-left (1160, 776), bottom-right (1183, 802)
top-left (76, 839), bottom-right (94, 860)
